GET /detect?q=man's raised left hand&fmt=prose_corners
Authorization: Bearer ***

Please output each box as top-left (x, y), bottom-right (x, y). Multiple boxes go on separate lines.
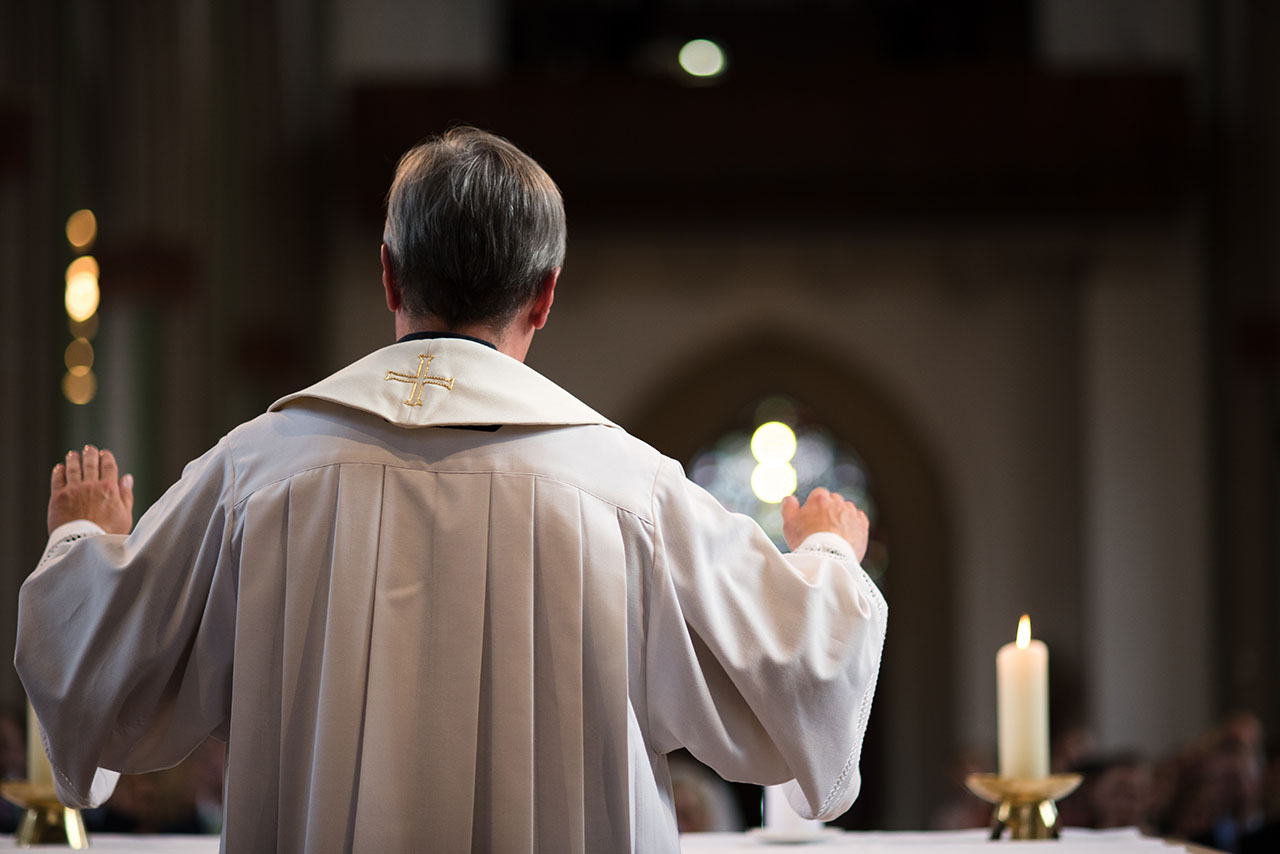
top-left (48, 445), bottom-right (135, 535)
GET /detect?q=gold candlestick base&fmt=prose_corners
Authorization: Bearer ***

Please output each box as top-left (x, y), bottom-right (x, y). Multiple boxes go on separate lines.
top-left (0, 781), bottom-right (89, 849)
top-left (964, 773), bottom-right (1082, 841)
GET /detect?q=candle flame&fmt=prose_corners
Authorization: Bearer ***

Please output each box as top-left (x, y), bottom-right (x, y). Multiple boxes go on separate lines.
top-left (1017, 614), bottom-right (1031, 649)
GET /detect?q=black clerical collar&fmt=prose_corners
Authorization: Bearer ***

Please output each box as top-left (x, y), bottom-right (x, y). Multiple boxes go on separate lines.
top-left (397, 330), bottom-right (497, 350)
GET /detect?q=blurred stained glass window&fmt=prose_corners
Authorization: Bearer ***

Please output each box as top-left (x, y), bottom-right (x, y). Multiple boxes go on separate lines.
top-left (687, 394), bottom-right (888, 585)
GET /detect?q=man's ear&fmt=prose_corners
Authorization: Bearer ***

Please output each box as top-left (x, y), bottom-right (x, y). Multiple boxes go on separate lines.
top-left (530, 268), bottom-right (558, 330)
top-left (381, 243), bottom-right (401, 312)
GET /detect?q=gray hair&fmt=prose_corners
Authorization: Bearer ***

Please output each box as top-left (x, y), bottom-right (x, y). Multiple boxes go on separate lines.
top-left (383, 127), bottom-right (566, 328)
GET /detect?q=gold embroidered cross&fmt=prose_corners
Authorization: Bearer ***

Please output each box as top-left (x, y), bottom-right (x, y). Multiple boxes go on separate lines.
top-left (384, 354), bottom-right (455, 406)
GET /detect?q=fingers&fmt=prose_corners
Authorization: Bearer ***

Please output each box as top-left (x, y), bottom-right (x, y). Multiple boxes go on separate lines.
top-left (82, 445), bottom-right (100, 481)
top-left (99, 448), bottom-right (119, 484)
top-left (120, 473), bottom-right (134, 515)
top-left (801, 487), bottom-right (851, 509)
top-left (781, 494), bottom-right (800, 517)
top-left (64, 450), bottom-right (82, 484)
top-left (59, 445), bottom-right (120, 486)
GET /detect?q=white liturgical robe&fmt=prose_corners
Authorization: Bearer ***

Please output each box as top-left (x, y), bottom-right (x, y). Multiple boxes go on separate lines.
top-left (16, 337), bottom-right (887, 853)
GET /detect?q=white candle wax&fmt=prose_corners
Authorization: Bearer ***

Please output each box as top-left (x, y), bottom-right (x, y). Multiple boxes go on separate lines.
top-left (763, 785), bottom-right (824, 834)
top-left (27, 701), bottom-right (54, 785)
top-left (996, 615), bottom-right (1049, 779)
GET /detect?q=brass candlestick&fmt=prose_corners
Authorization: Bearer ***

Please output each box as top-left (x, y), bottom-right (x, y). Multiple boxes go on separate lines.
top-left (964, 773), bottom-right (1082, 840)
top-left (0, 781), bottom-right (89, 849)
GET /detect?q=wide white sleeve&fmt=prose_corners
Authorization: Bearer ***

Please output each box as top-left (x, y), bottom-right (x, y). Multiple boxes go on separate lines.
top-left (644, 456), bottom-right (887, 821)
top-left (14, 438), bottom-right (239, 808)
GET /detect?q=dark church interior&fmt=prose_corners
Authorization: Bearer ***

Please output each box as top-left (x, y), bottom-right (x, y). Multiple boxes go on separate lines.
top-left (1, 0), bottom-right (1278, 848)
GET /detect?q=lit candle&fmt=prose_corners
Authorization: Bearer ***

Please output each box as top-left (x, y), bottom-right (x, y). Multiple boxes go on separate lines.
top-left (27, 701), bottom-right (54, 786)
top-left (996, 615), bottom-right (1049, 779)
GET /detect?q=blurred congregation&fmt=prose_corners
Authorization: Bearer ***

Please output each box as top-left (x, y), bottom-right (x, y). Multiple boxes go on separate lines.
top-left (2, 0), bottom-right (1279, 844)
top-left (672, 712), bottom-right (1280, 851)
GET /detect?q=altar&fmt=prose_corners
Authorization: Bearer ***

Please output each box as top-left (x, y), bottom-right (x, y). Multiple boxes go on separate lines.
top-left (680, 828), bottom-right (1214, 853)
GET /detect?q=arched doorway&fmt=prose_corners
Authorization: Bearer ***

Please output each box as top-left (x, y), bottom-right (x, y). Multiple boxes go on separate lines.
top-left (627, 329), bottom-right (955, 828)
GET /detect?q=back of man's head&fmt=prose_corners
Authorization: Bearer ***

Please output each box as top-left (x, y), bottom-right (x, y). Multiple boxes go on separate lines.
top-left (383, 127), bottom-right (566, 329)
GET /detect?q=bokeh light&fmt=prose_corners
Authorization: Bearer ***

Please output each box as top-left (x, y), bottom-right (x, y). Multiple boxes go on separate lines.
top-left (69, 313), bottom-right (100, 340)
top-left (65, 255), bottom-right (99, 280)
top-left (751, 461), bottom-right (798, 504)
top-left (64, 256), bottom-right (100, 322)
top-left (754, 396), bottom-right (797, 427)
top-left (65, 209), bottom-right (97, 251)
top-left (62, 369), bottom-right (97, 405)
top-left (64, 338), bottom-right (94, 376)
top-left (688, 397), bottom-right (885, 579)
top-left (678, 39), bottom-right (726, 78)
top-left (751, 421), bottom-right (797, 463)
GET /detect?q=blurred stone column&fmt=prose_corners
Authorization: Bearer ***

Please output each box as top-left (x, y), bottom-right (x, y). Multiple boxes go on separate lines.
top-left (0, 1), bottom-right (61, 715)
top-left (1081, 227), bottom-right (1211, 757)
top-left (1206, 0), bottom-right (1280, 732)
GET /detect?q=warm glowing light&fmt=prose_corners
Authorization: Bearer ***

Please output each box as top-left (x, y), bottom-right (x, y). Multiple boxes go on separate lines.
top-left (751, 421), bottom-right (797, 464)
top-left (70, 313), bottom-right (99, 340)
top-left (65, 277), bottom-right (100, 322)
top-left (62, 369), bottom-right (97, 405)
top-left (751, 461), bottom-right (797, 504)
top-left (65, 338), bottom-right (94, 375)
top-left (66, 255), bottom-right (99, 280)
top-left (1016, 614), bottom-right (1031, 649)
top-left (64, 256), bottom-right (100, 322)
top-left (678, 39), bottom-right (726, 77)
top-left (65, 209), bottom-right (97, 251)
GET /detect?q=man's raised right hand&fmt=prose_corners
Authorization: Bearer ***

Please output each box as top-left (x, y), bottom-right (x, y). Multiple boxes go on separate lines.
top-left (48, 445), bottom-right (135, 536)
top-left (781, 487), bottom-right (869, 561)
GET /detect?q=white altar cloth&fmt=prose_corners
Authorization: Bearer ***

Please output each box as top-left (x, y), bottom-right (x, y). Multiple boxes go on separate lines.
top-left (0, 837), bottom-right (217, 852)
top-left (681, 827), bottom-right (1202, 853)
top-left (0, 827), bottom-right (1208, 852)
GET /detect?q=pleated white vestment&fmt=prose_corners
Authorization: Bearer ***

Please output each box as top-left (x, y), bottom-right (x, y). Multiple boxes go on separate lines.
top-left (16, 337), bottom-right (887, 853)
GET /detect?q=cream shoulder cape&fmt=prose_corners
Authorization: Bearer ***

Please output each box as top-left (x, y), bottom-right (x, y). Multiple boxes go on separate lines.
top-left (270, 337), bottom-right (618, 430)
